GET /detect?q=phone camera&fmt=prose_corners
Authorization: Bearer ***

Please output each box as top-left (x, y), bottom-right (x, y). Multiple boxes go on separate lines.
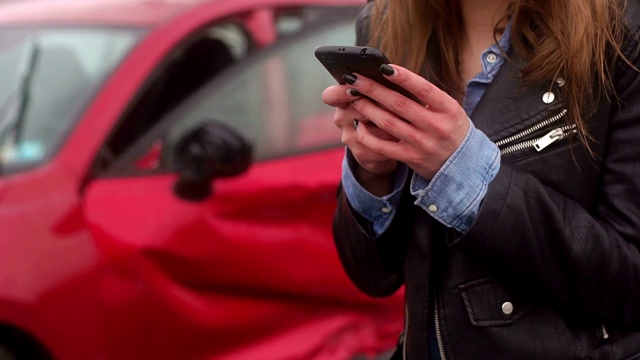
top-left (360, 48), bottom-right (368, 56)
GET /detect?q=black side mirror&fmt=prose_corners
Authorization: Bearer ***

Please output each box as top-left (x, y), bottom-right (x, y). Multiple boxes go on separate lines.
top-left (173, 119), bottom-right (252, 201)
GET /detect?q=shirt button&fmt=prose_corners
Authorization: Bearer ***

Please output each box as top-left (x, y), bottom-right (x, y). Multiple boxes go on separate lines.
top-left (381, 207), bottom-right (392, 213)
top-left (502, 302), bottom-right (514, 315)
top-left (427, 204), bottom-right (438, 213)
top-left (542, 92), bottom-right (555, 104)
top-left (486, 53), bottom-right (498, 63)
top-left (555, 77), bottom-right (566, 87)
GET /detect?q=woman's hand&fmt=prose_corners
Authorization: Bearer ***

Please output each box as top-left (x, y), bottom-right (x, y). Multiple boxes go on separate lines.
top-left (322, 84), bottom-right (399, 196)
top-left (342, 64), bottom-right (470, 180)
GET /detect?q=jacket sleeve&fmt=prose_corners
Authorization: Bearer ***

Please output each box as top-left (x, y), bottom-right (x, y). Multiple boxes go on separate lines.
top-left (332, 186), bottom-right (407, 297)
top-left (451, 19), bottom-right (640, 328)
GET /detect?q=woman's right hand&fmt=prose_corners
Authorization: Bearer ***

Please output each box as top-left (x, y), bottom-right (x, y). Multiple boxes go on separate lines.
top-left (322, 84), bottom-right (398, 196)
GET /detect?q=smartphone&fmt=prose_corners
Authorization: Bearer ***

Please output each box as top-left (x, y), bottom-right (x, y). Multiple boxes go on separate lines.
top-left (314, 45), bottom-right (424, 105)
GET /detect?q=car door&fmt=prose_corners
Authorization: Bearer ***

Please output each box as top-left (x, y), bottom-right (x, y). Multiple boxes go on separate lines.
top-left (82, 12), bottom-right (404, 360)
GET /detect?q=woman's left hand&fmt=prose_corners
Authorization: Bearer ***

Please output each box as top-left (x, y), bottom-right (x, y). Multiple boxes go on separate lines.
top-left (346, 64), bottom-right (470, 180)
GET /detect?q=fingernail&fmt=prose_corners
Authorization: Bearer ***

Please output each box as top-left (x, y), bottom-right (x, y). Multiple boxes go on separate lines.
top-left (343, 74), bottom-right (358, 85)
top-left (348, 88), bottom-right (362, 97)
top-left (379, 64), bottom-right (396, 77)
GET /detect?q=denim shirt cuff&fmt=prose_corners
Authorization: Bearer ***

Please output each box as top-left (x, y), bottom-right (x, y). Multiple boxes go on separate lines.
top-left (410, 120), bottom-right (500, 233)
top-left (342, 148), bottom-right (408, 235)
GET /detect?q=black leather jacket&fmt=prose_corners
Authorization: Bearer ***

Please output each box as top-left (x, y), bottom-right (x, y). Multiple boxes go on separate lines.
top-left (333, 2), bottom-right (640, 359)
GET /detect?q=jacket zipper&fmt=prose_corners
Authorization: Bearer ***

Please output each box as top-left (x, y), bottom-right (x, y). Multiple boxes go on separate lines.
top-left (434, 296), bottom-right (447, 360)
top-left (499, 124), bottom-right (577, 155)
top-left (495, 109), bottom-right (572, 155)
top-left (402, 299), bottom-right (447, 360)
top-left (403, 303), bottom-right (408, 360)
top-left (495, 109), bottom-right (567, 147)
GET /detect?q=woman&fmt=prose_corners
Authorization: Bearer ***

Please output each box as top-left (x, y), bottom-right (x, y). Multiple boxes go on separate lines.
top-left (322, 0), bottom-right (640, 359)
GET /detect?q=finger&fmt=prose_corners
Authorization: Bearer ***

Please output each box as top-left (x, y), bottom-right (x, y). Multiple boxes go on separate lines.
top-left (361, 120), bottom-right (399, 142)
top-left (322, 84), bottom-right (363, 109)
top-left (345, 72), bottom-right (430, 128)
top-left (350, 96), bottom-right (419, 144)
top-left (332, 106), bottom-right (368, 147)
top-left (379, 64), bottom-right (455, 113)
top-left (355, 113), bottom-right (410, 162)
top-left (333, 106), bottom-right (366, 129)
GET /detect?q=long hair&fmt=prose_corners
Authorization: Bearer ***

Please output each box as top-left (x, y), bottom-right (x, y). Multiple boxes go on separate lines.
top-left (369, 0), bottom-right (629, 148)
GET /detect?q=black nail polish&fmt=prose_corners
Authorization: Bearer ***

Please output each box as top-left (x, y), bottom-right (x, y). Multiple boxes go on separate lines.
top-left (349, 89), bottom-right (362, 97)
top-left (343, 74), bottom-right (357, 85)
top-left (379, 64), bottom-right (395, 76)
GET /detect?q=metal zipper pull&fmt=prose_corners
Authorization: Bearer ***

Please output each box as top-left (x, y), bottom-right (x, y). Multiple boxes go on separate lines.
top-left (533, 128), bottom-right (564, 151)
top-left (495, 109), bottom-right (568, 148)
top-left (601, 323), bottom-right (610, 340)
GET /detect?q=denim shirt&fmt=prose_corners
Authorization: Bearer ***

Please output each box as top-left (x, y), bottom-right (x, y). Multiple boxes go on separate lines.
top-left (342, 25), bottom-right (511, 235)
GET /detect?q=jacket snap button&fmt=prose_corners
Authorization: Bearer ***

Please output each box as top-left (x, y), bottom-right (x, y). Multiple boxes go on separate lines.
top-left (502, 302), bottom-right (514, 315)
top-left (542, 92), bottom-right (555, 104)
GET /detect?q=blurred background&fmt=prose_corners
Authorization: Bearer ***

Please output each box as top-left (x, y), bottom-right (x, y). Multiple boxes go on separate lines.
top-left (0, 0), bottom-right (404, 359)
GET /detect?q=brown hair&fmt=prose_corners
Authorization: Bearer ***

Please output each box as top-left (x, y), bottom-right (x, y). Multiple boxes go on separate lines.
top-left (369, 0), bottom-right (629, 148)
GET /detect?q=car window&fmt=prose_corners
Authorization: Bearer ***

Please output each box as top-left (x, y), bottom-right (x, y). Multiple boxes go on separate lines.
top-left (205, 22), bottom-right (252, 60)
top-left (161, 17), bottom-right (356, 167)
top-left (0, 27), bottom-right (141, 172)
top-left (102, 6), bottom-right (362, 170)
top-left (101, 21), bottom-right (252, 167)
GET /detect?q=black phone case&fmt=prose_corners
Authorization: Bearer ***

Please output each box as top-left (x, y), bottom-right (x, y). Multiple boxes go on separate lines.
top-left (314, 45), bottom-right (423, 104)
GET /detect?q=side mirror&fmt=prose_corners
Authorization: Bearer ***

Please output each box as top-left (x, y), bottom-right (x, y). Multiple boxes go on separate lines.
top-left (172, 119), bottom-right (253, 201)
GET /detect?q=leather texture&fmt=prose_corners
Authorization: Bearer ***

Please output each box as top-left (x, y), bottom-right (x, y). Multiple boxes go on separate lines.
top-left (333, 1), bottom-right (640, 359)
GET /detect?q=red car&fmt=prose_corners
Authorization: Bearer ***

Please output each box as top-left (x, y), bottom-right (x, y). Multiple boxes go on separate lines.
top-left (0, 0), bottom-right (405, 359)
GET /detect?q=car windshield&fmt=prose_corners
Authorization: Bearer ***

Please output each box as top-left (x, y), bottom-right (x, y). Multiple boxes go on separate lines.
top-left (0, 27), bottom-right (141, 172)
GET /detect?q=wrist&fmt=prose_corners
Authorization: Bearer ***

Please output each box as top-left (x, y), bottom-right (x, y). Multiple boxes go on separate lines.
top-left (354, 162), bottom-right (397, 197)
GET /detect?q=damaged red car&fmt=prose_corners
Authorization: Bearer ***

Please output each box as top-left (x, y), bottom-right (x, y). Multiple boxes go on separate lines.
top-left (0, 0), bottom-right (404, 359)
